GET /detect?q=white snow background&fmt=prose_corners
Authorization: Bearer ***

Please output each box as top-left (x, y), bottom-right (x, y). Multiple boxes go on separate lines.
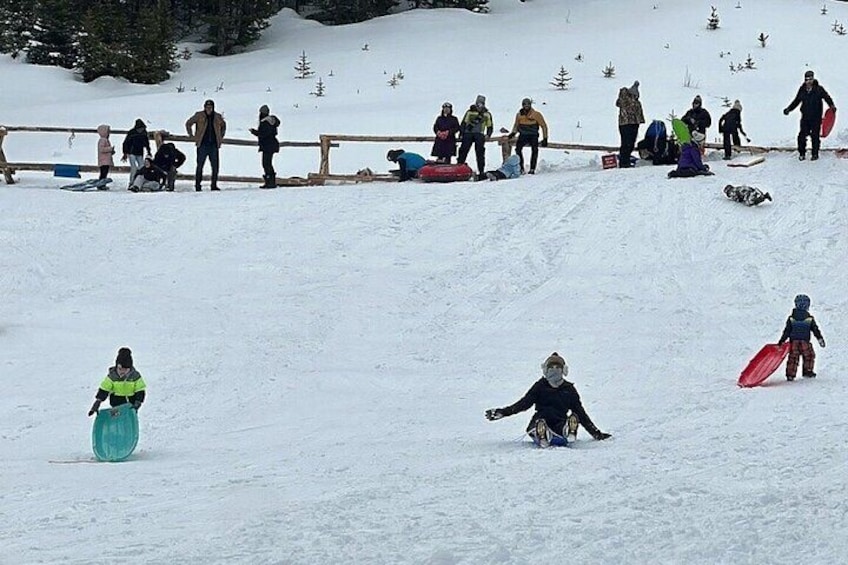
top-left (2, 0), bottom-right (848, 563)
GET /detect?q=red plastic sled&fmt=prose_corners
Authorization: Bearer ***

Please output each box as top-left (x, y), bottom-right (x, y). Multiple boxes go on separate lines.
top-left (418, 163), bottom-right (473, 183)
top-left (737, 343), bottom-right (790, 388)
top-left (821, 107), bottom-right (836, 138)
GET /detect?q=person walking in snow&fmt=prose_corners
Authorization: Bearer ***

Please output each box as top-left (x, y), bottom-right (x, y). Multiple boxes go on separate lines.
top-left (718, 100), bottom-right (750, 160)
top-left (616, 81), bottom-right (645, 168)
top-left (431, 102), bottom-right (461, 164)
top-left (682, 95), bottom-right (712, 136)
top-left (457, 95), bottom-right (494, 180)
top-left (507, 97), bottom-right (549, 174)
top-left (121, 118), bottom-right (151, 188)
top-left (667, 131), bottom-right (713, 178)
top-left (249, 104), bottom-right (280, 189)
top-left (152, 142), bottom-right (186, 192)
top-left (783, 70), bottom-right (836, 161)
top-left (484, 154), bottom-right (522, 181)
top-left (88, 348), bottom-right (147, 417)
top-left (96, 124), bottom-right (115, 180)
top-left (777, 294), bottom-right (826, 381)
top-left (485, 352), bottom-right (611, 447)
top-left (185, 99), bottom-right (227, 191)
top-left (387, 148), bottom-right (426, 181)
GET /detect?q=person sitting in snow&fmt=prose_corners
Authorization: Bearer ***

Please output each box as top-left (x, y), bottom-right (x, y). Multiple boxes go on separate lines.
top-left (485, 352), bottom-right (611, 447)
top-left (88, 348), bottom-right (147, 416)
top-left (387, 149), bottom-right (426, 182)
top-left (667, 131), bottom-right (713, 178)
top-left (484, 154), bottom-right (522, 181)
top-left (777, 294), bottom-right (825, 381)
top-left (723, 184), bottom-right (772, 206)
top-left (129, 157), bottom-right (167, 192)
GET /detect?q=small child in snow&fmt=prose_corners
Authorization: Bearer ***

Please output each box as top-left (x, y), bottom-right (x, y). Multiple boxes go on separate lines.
top-left (723, 184), bottom-right (772, 206)
top-left (96, 124), bottom-right (115, 180)
top-left (777, 294), bottom-right (825, 381)
top-left (484, 154), bottom-right (522, 181)
top-left (88, 348), bottom-right (147, 416)
top-left (718, 100), bottom-right (750, 160)
top-left (667, 131), bottom-right (713, 178)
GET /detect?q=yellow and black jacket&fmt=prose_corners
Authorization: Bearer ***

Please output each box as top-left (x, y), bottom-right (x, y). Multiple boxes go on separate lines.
top-left (95, 366), bottom-right (147, 408)
top-left (510, 108), bottom-right (549, 138)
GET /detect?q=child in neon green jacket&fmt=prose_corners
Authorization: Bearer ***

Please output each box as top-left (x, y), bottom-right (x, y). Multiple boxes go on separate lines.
top-left (88, 347), bottom-right (147, 416)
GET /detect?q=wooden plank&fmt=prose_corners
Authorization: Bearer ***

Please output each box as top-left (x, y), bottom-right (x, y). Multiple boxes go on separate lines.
top-left (308, 172), bottom-right (398, 183)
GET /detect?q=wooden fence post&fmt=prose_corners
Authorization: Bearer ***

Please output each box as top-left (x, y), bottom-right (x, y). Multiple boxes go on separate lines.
top-left (319, 135), bottom-right (332, 175)
top-left (0, 127), bottom-right (15, 184)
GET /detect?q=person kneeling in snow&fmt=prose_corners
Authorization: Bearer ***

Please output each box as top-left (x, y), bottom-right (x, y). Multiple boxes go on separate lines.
top-left (484, 154), bottom-right (522, 181)
top-left (723, 184), bottom-right (772, 206)
top-left (387, 149), bottom-right (426, 182)
top-left (485, 352), bottom-right (611, 447)
top-left (667, 131), bottom-right (713, 178)
top-left (88, 348), bottom-right (147, 416)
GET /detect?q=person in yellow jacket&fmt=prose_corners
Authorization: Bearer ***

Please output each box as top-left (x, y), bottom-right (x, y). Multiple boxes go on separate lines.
top-left (507, 98), bottom-right (549, 174)
top-left (88, 347), bottom-right (147, 416)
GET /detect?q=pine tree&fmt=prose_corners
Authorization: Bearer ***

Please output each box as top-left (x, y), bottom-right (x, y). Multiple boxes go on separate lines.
top-left (707, 6), bottom-right (720, 30)
top-left (311, 0), bottom-right (398, 25)
top-left (203, 0), bottom-right (277, 56)
top-left (124, 2), bottom-right (178, 84)
top-left (311, 77), bottom-right (326, 97)
top-left (550, 66), bottom-right (572, 90)
top-left (294, 50), bottom-right (314, 79)
top-left (27, 0), bottom-right (81, 69)
top-left (602, 62), bottom-right (615, 78)
top-left (76, 1), bottom-right (130, 82)
top-left (0, 0), bottom-right (36, 58)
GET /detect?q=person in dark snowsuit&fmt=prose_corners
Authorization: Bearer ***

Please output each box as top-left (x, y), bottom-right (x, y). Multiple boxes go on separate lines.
top-left (718, 100), bottom-right (749, 160)
top-left (129, 157), bottom-right (167, 192)
top-left (783, 70), bottom-right (836, 161)
top-left (457, 94), bottom-right (494, 179)
top-left (152, 142), bottom-right (186, 191)
top-left (682, 95), bottom-right (712, 135)
top-left (431, 102), bottom-right (461, 164)
top-left (88, 348), bottom-right (147, 416)
top-left (778, 294), bottom-right (825, 381)
top-left (249, 104), bottom-right (281, 188)
top-left (121, 119), bottom-right (152, 188)
top-left (485, 352), bottom-right (611, 447)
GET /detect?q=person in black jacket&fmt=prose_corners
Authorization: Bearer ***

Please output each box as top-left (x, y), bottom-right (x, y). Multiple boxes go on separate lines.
top-left (129, 157), bottom-right (167, 192)
top-left (249, 104), bottom-right (281, 188)
top-left (152, 142), bottom-right (186, 191)
top-left (777, 294), bottom-right (825, 381)
top-left (682, 95), bottom-right (712, 136)
top-left (121, 119), bottom-right (152, 188)
top-left (718, 100), bottom-right (750, 160)
top-left (783, 70), bottom-right (837, 161)
top-left (485, 352), bottom-right (611, 447)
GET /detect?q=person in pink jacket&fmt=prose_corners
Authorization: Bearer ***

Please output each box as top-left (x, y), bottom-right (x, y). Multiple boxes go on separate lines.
top-left (97, 124), bottom-right (115, 180)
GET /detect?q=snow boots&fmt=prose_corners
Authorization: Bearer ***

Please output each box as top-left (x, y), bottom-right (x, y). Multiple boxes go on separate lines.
top-left (535, 419), bottom-right (551, 448)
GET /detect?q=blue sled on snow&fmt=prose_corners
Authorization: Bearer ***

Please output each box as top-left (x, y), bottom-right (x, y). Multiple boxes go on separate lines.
top-left (530, 432), bottom-right (570, 448)
top-left (92, 404), bottom-right (139, 462)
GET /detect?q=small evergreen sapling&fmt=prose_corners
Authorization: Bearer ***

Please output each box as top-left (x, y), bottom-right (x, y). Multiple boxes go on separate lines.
top-left (387, 73), bottom-right (399, 88)
top-left (295, 50), bottom-right (315, 79)
top-left (602, 62), bottom-right (615, 78)
top-left (311, 77), bottom-right (326, 97)
top-left (707, 6), bottom-right (720, 30)
top-left (550, 66), bottom-right (572, 90)
top-left (758, 33), bottom-right (768, 47)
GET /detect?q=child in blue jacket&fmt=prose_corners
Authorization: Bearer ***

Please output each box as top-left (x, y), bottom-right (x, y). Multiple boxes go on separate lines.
top-left (778, 294), bottom-right (826, 380)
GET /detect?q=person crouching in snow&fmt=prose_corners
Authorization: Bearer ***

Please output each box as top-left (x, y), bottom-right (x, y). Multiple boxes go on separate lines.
top-left (387, 149), bottom-right (426, 181)
top-left (88, 348), bottom-right (147, 416)
top-left (723, 184), bottom-right (772, 206)
top-left (485, 352), bottom-right (611, 447)
top-left (667, 131), bottom-right (713, 178)
top-left (484, 154), bottom-right (522, 181)
top-left (778, 294), bottom-right (825, 381)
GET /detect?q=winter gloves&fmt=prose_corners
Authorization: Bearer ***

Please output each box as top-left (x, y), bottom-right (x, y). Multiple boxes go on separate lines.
top-left (540, 138), bottom-right (548, 147)
top-left (485, 408), bottom-right (505, 421)
top-left (88, 400), bottom-right (101, 417)
top-left (594, 432), bottom-right (612, 441)
top-left (818, 337), bottom-right (826, 348)
top-left (507, 132), bottom-right (516, 139)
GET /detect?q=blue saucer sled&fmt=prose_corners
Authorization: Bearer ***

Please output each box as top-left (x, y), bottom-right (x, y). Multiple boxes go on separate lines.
top-left (92, 405), bottom-right (139, 462)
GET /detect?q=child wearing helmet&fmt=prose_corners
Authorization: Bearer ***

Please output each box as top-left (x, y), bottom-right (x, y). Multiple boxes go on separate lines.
top-left (485, 352), bottom-right (611, 447)
top-left (778, 295), bottom-right (826, 381)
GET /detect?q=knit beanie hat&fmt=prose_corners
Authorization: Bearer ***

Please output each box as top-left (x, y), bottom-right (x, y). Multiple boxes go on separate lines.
top-left (475, 94), bottom-right (486, 107)
top-left (259, 105), bottom-right (270, 117)
top-left (693, 95), bottom-right (702, 106)
top-left (386, 149), bottom-right (404, 162)
top-left (134, 118), bottom-right (145, 130)
top-left (628, 80), bottom-right (640, 97)
top-left (794, 294), bottom-right (811, 310)
top-left (732, 99), bottom-right (742, 111)
top-left (116, 347), bottom-right (133, 369)
top-left (804, 70), bottom-right (814, 79)
top-left (521, 97), bottom-right (532, 107)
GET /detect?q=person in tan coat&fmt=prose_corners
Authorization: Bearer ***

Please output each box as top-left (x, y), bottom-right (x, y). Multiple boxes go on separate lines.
top-left (616, 81), bottom-right (645, 168)
top-left (185, 99), bottom-right (226, 191)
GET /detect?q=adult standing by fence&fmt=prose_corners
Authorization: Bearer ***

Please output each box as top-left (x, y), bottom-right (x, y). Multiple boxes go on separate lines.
top-left (507, 98), bottom-right (549, 174)
top-left (783, 70), bottom-right (836, 161)
top-left (616, 81), bottom-right (644, 168)
top-left (121, 119), bottom-right (151, 188)
top-left (457, 95), bottom-right (494, 180)
top-left (249, 104), bottom-right (280, 189)
top-left (185, 99), bottom-right (226, 191)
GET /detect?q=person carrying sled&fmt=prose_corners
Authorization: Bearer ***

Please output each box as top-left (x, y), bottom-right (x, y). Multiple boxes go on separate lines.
top-left (129, 157), bottom-right (167, 192)
top-left (667, 131), bottom-right (713, 178)
top-left (96, 124), bottom-right (115, 181)
top-left (431, 102), bottom-right (461, 164)
top-left (457, 95), bottom-right (494, 180)
top-left (718, 100), bottom-right (750, 160)
top-left (777, 294), bottom-right (825, 381)
top-left (485, 352), bottom-right (611, 447)
top-left (387, 149), bottom-right (426, 182)
top-left (507, 98), bottom-right (549, 174)
top-left (723, 184), bottom-right (772, 206)
top-left (121, 119), bottom-right (152, 188)
top-left (249, 104), bottom-right (280, 189)
top-left (682, 95), bottom-right (712, 136)
top-left (153, 142), bottom-right (186, 192)
top-left (783, 70), bottom-right (836, 161)
top-left (616, 81), bottom-right (645, 168)
top-left (484, 154), bottom-right (522, 181)
top-left (88, 348), bottom-right (146, 416)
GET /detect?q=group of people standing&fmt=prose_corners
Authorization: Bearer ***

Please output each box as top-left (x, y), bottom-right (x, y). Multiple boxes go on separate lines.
top-left (95, 99), bottom-right (281, 192)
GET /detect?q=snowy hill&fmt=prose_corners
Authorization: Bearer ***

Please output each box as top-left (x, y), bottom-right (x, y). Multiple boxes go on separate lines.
top-left (1, 1), bottom-right (848, 563)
